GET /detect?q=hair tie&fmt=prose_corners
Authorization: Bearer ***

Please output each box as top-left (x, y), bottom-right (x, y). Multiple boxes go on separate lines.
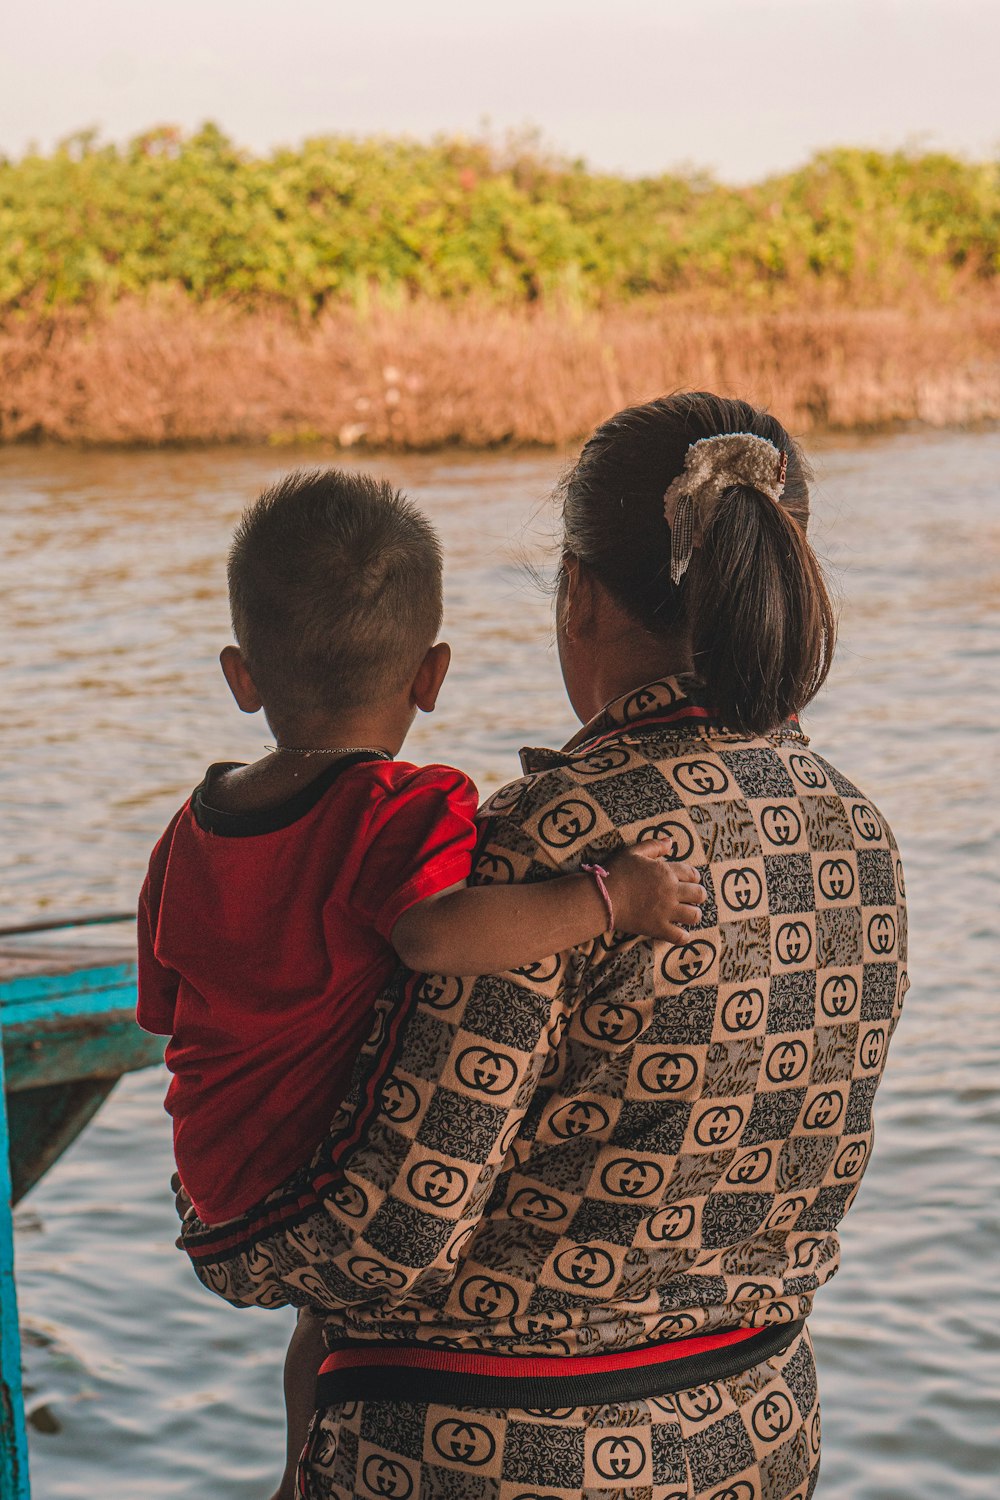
top-left (663, 433), bottom-right (788, 585)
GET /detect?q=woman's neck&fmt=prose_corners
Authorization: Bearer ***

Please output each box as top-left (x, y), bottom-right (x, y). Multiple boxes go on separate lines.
top-left (559, 560), bottom-right (693, 724)
top-left (580, 634), bottom-right (692, 722)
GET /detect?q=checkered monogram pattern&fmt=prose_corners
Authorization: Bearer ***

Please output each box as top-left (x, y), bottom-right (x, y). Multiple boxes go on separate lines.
top-left (299, 1327), bottom-right (821, 1499)
top-left (181, 676), bottom-right (905, 1492)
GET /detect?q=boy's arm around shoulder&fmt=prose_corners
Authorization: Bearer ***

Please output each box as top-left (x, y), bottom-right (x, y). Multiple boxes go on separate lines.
top-left (390, 842), bottom-right (705, 975)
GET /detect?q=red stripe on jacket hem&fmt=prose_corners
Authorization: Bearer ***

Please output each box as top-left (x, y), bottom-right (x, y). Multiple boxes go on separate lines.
top-left (319, 1325), bottom-right (758, 1381)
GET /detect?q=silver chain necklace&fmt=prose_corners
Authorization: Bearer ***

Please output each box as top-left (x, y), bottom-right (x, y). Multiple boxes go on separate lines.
top-left (266, 744), bottom-right (391, 758)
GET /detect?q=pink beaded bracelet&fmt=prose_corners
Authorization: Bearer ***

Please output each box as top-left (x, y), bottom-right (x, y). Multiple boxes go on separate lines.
top-left (581, 862), bottom-right (615, 931)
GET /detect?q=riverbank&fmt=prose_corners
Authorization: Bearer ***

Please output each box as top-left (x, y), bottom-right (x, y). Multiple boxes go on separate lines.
top-left (2, 295), bottom-right (998, 448)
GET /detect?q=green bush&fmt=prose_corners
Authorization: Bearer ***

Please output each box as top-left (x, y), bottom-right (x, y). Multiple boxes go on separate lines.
top-left (1, 126), bottom-right (997, 314)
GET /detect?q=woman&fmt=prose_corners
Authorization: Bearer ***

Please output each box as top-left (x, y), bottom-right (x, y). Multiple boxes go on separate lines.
top-left (182, 392), bottom-right (908, 1499)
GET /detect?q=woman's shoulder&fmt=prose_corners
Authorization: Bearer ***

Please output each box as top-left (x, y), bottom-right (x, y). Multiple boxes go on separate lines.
top-left (475, 723), bottom-right (901, 871)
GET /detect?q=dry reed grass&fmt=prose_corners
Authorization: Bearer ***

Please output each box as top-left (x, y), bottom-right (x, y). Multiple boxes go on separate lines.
top-left (2, 294), bottom-right (998, 448)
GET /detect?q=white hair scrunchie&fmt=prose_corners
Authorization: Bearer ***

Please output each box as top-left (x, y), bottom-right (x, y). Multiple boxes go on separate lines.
top-left (663, 432), bottom-right (788, 585)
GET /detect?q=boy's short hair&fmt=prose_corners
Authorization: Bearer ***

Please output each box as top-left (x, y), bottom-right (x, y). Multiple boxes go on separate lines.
top-left (228, 469), bottom-right (443, 720)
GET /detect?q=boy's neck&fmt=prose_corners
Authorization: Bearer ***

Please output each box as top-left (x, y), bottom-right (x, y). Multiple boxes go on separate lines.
top-left (266, 704), bottom-right (411, 760)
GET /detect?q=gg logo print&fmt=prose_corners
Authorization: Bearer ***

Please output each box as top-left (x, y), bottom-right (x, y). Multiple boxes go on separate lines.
top-left (719, 862), bottom-right (765, 915)
top-left (787, 752), bottom-right (828, 791)
top-left (580, 999), bottom-right (644, 1044)
top-left (819, 970), bottom-right (858, 1018)
top-left (457, 1274), bottom-right (520, 1319)
top-left (774, 917), bottom-right (813, 967)
top-left (538, 799), bottom-right (597, 848)
top-left (765, 1039), bottom-right (809, 1085)
top-left (552, 1243), bottom-right (617, 1290)
top-left (329, 1180), bottom-right (369, 1218)
top-left (851, 801), bottom-right (883, 843)
top-left (859, 1026), bottom-right (886, 1070)
top-left (346, 1257), bottom-right (407, 1291)
top-left (455, 1045), bottom-right (518, 1095)
top-left (721, 986), bottom-right (766, 1033)
top-left (802, 1087), bottom-right (845, 1130)
top-left (867, 911), bottom-right (897, 956)
top-left (405, 1160), bottom-right (469, 1207)
top-left (575, 745), bottom-right (631, 775)
top-left (508, 1187), bottom-right (569, 1223)
top-left (361, 1454), bottom-right (415, 1499)
top-left (599, 1155), bottom-right (666, 1199)
top-left (430, 1418), bottom-right (497, 1467)
top-left (817, 856), bottom-right (856, 902)
top-left (380, 1075), bottom-right (420, 1123)
top-left (692, 1101), bottom-right (745, 1148)
top-left (645, 1203), bottom-right (696, 1242)
top-left (589, 1433), bottom-right (649, 1482)
top-left (673, 758), bottom-right (731, 797)
top-left (761, 803), bottom-right (803, 847)
top-left (414, 974), bottom-right (464, 1011)
top-left (751, 1390), bottom-right (796, 1443)
top-left (516, 1307), bottom-right (572, 1338)
top-left (637, 1048), bottom-right (699, 1094)
top-left (624, 683), bottom-right (673, 718)
top-left (674, 1383), bottom-right (724, 1423)
top-left (661, 937), bottom-right (717, 984)
top-left (834, 1139), bottom-right (869, 1180)
top-left (725, 1145), bottom-right (773, 1186)
top-left (654, 1311), bottom-right (699, 1336)
top-left (637, 818), bottom-right (695, 860)
top-left (473, 851), bottom-right (515, 884)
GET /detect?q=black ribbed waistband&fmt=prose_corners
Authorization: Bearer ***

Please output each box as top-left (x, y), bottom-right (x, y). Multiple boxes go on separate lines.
top-left (315, 1319), bottom-right (804, 1410)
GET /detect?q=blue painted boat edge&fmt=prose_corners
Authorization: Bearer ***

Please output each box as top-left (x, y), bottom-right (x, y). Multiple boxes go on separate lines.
top-left (0, 1027), bottom-right (31, 1498)
top-left (0, 962), bottom-right (138, 1007)
top-left (2, 982), bottom-right (142, 1030)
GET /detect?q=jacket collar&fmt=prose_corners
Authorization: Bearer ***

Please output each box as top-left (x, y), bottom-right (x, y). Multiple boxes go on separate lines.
top-left (520, 675), bottom-right (718, 774)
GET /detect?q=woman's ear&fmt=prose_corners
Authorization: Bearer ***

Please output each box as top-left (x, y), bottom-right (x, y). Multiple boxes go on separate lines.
top-left (220, 645), bottom-right (263, 713)
top-left (411, 641), bottom-right (451, 713)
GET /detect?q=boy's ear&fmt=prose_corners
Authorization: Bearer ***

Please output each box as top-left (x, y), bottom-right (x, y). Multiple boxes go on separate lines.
top-left (411, 641), bottom-right (451, 713)
top-left (220, 645), bottom-right (263, 713)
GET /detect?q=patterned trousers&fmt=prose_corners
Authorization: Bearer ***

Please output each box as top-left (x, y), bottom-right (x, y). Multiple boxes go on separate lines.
top-left (298, 1326), bottom-right (820, 1500)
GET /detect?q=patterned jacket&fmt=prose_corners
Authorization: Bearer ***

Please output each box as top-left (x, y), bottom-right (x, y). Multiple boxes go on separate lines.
top-left (181, 677), bottom-right (908, 1360)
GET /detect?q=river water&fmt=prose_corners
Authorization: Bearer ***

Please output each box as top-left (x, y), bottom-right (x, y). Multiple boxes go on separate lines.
top-left (2, 432), bottom-right (998, 1498)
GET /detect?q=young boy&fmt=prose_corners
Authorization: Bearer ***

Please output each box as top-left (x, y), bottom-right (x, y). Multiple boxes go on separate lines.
top-left (137, 469), bottom-right (704, 1495)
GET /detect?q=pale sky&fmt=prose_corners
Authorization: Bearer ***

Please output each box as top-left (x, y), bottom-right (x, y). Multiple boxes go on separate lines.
top-left (2, 0), bottom-right (996, 181)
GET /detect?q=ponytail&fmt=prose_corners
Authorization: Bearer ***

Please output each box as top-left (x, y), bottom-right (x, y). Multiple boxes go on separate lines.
top-left (689, 485), bottom-right (836, 734)
top-left (559, 391), bottom-right (837, 736)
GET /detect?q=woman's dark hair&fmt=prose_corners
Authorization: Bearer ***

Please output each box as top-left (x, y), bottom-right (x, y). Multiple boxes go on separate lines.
top-left (559, 392), bottom-right (836, 734)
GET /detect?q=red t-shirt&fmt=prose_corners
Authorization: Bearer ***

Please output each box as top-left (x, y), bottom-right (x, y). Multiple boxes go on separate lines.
top-left (137, 755), bottom-right (479, 1223)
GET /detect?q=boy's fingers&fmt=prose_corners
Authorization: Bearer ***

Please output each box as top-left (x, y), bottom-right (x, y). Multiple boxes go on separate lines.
top-left (677, 881), bottom-right (707, 905)
top-left (660, 923), bottom-right (690, 945)
top-left (629, 839), bottom-right (671, 861)
top-left (674, 904), bottom-right (704, 926)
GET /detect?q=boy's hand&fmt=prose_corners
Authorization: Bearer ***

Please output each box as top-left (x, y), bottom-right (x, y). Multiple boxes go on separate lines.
top-left (604, 841), bottom-right (706, 945)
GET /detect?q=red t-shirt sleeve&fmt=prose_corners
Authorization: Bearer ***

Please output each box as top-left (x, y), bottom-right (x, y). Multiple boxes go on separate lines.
top-left (136, 813), bottom-right (184, 1035)
top-left (349, 765), bottom-right (479, 940)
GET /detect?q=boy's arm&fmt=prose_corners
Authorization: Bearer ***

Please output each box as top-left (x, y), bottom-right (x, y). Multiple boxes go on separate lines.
top-left (391, 841), bottom-right (705, 975)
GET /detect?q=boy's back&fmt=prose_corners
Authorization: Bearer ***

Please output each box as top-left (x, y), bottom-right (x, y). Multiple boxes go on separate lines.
top-left (139, 752), bottom-right (477, 1222)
